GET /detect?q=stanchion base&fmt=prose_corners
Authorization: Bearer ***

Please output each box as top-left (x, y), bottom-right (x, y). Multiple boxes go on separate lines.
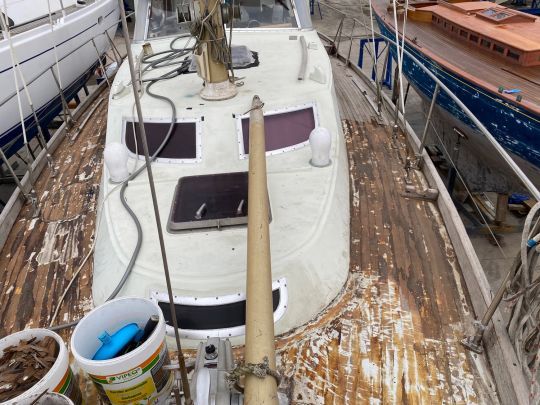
top-left (460, 336), bottom-right (484, 354)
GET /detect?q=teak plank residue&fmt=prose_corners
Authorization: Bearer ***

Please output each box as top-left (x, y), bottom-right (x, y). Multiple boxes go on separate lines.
top-left (275, 120), bottom-right (494, 404)
top-left (275, 70), bottom-right (498, 403)
top-left (0, 93), bottom-right (108, 338)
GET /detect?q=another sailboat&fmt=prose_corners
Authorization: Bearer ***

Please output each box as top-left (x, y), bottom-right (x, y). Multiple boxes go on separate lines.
top-left (0, 0), bottom-right (119, 157)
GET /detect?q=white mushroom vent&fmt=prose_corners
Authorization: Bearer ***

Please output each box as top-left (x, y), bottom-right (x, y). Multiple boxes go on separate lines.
top-left (309, 127), bottom-right (332, 167)
top-left (104, 142), bottom-right (129, 183)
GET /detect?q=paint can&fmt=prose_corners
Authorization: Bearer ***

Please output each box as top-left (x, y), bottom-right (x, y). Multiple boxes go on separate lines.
top-left (0, 329), bottom-right (81, 405)
top-left (71, 297), bottom-right (174, 404)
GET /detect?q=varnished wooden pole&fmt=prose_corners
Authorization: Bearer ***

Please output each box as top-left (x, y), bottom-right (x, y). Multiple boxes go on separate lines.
top-left (244, 95), bottom-right (278, 404)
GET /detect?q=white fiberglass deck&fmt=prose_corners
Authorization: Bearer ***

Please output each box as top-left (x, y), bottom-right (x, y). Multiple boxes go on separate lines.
top-left (93, 28), bottom-right (350, 342)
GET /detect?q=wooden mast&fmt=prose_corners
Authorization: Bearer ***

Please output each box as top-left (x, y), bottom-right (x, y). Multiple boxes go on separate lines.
top-left (244, 95), bottom-right (278, 404)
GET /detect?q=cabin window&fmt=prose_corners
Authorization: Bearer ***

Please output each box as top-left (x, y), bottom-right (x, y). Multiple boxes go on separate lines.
top-left (237, 104), bottom-right (318, 158)
top-left (228, 0), bottom-right (298, 29)
top-left (124, 119), bottom-right (201, 163)
top-left (151, 278), bottom-right (288, 339)
top-left (493, 44), bottom-right (505, 54)
top-left (431, 15), bottom-right (436, 22)
top-left (460, 30), bottom-right (468, 38)
top-left (451, 25), bottom-right (455, 32)
top-left (443, 21), bottom-right (447, 28)
top-left (469, 34), bottom-right (479, 43)
top-left (147, 0), bottom-right (193, 39)
top-left (481, 39), bottom-right (491, 48)
top-left (507, 50), bottom-right (520, 60)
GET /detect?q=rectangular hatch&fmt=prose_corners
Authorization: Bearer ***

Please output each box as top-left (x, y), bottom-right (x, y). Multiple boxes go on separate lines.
top-left (167, 172), bottom-right (271, 231)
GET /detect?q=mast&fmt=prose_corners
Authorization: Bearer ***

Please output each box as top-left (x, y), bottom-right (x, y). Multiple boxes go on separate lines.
top-left (195, 0), bottom-right (237, 100)
top-left (244, 96), bottom-right (278, 404)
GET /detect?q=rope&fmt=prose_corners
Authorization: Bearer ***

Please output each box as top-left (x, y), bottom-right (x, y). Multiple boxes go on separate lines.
top-left (0, 0), bottom-right (39, 197)
top-left (503, 202), bottom-right (540, 403)
top-left (47, 0), bottom-right (63, 89)
top-left (226, 357), bottom-right (281, 392)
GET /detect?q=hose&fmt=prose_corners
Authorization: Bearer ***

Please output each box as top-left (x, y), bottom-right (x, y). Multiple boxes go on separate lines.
top-left (48, 33), bottom-right (192, 331)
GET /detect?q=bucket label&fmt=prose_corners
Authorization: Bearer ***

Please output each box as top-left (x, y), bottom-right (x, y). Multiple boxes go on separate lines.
top-left (89, 342), bottom-right (172, 405)
top-left (105, 377), bottom-right (156, 404)
top-left (54, 368), bottom-right (82, 405)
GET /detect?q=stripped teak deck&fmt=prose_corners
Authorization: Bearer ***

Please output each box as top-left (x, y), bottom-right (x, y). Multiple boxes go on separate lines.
top-left (273, 65), bottom-right (498, 403)
top-left (0, 64), bottom-right (499, 403)
top-left (0, 93), bottom-right (108, 337)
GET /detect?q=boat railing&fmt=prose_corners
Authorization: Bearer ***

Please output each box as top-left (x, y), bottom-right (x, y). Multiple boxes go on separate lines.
top-left (0, 13), bottom-right (129, 109)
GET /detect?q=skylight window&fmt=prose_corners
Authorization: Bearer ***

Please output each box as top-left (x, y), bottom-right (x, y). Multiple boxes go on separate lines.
top-left (236, 103), bottom-right (318, 159)
top-left (123, 118), bottom-right (202, 163)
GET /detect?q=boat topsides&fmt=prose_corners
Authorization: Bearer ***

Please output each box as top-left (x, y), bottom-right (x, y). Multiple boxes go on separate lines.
top-left (93, 28), bottom-right (351, 342)
top-left (372, 0), bottom-right (540, 112)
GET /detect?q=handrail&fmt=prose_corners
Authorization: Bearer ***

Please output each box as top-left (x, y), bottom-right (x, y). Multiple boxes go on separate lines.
top-left (318, 1), bottom-right (540, 201)
top-left (0, 13), bottom-right (132, 108)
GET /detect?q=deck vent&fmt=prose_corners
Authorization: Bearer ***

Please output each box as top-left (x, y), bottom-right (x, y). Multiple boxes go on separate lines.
top-left (151, 278), bottom-right (288, 339)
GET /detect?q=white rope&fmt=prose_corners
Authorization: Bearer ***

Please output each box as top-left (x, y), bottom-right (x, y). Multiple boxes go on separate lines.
top-left (390, 0), bottom-right (406, 115)
top-left (47, 0), bottom-right (63, 89)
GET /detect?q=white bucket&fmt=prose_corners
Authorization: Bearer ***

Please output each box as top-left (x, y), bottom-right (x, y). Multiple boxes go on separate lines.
top-left (71, 297), bottom-right (174, 405)
top-left (0, 329), bottom-right (81, 405)
top-left (14, 393), bottom-right (74, 404)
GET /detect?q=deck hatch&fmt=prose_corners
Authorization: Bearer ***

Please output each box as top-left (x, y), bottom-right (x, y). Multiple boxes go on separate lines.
top-left (237, 103), bottom-right (318, 158)
top-left (150, 278), bottom-right (288, 339)
top-left (167, 171), bottom-right (270, 231)
top-left (124, 120), bottom-right (198, 161)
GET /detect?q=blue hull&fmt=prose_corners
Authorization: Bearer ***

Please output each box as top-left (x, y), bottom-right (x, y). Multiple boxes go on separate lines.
top-left (376, 17), bottom-right (540, 168)
top-left (0, 62), bottom-right (98, 159)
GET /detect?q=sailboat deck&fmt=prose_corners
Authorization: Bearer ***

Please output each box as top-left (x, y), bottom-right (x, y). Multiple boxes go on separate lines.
top-left (373, 0), bottom-right (540, 113)
top-left (0, 60), bottom-right (498, 402)
top-left (274, 60), bottom-right (497, 403)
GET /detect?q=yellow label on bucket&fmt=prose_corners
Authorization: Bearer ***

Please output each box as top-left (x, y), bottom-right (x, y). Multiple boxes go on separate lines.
top-left (89, 343), bottom-right (171, 404)
top-left (104, 377), bottom-right (156, 404)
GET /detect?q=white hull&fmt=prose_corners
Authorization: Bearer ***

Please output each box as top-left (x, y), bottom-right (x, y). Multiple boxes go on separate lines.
top-left (0, 0), bottom-right (119, 149)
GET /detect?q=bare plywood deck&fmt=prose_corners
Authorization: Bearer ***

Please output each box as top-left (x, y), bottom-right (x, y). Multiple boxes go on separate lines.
top-left (274, 65), bottom-right (498, 403)
top-left (0, 93), bottom-right (108, 338)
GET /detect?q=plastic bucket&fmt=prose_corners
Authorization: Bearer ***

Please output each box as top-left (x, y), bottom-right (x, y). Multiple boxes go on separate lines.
top-left (71, 297), bottom-right (174, 404)
top-left (14, 393), bottom-right (74, 404)
top-left (0, 329), bottom-right (81, 405)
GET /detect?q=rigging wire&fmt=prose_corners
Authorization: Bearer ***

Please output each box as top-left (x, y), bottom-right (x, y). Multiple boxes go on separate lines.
top-left (411, 104), bottom-right (509, 260)
top-left (47, 0), bottom-right (63, 89)
top-left (390, 0), bottom-right (406, 120)
top-left (0, 2), bottom-right (38, 195)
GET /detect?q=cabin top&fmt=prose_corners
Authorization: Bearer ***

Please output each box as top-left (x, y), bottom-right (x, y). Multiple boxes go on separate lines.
top-left (423, 2), bottom-right (540, 52)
